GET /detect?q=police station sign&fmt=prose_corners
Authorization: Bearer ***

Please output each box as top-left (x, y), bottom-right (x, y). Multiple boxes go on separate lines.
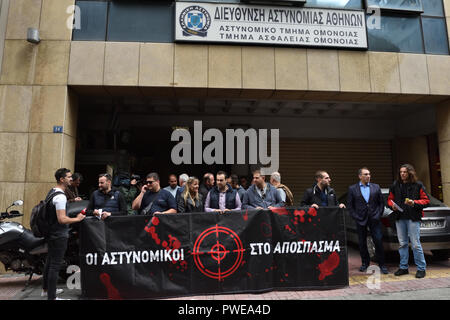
top-left (175, 2), bottom-right (368, 49)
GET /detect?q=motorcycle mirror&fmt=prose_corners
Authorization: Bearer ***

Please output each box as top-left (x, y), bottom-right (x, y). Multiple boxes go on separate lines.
top-left (12, 200), bottom-right (23, 206)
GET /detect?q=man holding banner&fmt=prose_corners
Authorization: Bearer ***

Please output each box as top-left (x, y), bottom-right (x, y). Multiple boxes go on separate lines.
top-left (132, 172), bottom-right (177, 215)
top-left (242, 169), bottom-right (284, 209)
top-left (301, 171), bottom-right (346, 209)
top-left (204, 171), bottom-right (242, 213)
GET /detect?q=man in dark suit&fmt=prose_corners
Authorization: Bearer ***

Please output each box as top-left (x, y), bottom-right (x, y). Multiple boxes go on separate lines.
top-left (347, 167), bottom-right (388, 274)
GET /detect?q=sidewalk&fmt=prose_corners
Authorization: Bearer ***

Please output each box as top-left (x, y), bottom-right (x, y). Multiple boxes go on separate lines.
top-left (2, 246), bottom-right (449, 300)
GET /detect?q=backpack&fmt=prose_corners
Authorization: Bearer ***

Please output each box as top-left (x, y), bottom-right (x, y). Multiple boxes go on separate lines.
top-left (278, 184), bottom-right (294, 206)
top-left (30, 190), bottom-right (64, 238)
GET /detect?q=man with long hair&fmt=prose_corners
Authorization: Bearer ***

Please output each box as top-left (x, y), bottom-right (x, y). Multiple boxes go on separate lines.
top-left (388, 164), bottom-right (430, 278)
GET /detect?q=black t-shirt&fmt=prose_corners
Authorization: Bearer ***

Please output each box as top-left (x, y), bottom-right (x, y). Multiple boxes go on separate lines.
top-left (141, 189), bottom-right (177, 215)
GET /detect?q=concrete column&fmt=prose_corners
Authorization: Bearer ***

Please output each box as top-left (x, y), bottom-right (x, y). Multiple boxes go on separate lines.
top-left (436, 100), bottom-right (450, 206)
top-left (0, 0), bottom-right (10, 77)
top-left (0, 0), bottom-right (76, 227)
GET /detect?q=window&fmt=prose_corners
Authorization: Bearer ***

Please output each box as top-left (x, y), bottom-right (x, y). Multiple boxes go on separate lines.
top-left (72, 0), bottom-right (449, 55)
top-left (422, 0), bottom-right (444, 16)
top-left (107, 1), bottom-right (174, 42)
top-left (72, 1), bottom-right (108, 41)
top-left (365, 0), bottom-right (423, 12)
top-left (367, 14), bottom-right (423, 53)
top-left (366, 0), bottom-right (449, 55)
top-left (305, 0), bottom-right (363, 9)
top-left (421, 0), bottom-right (449, 54)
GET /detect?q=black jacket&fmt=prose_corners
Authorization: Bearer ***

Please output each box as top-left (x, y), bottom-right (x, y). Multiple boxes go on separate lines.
top-left (388, 181), bottom-right (430, 221)
top-left (301, 184), bottom-right (339, 207)
top-left (87, 188), bottom-right (127, 216)
top-left (347, 183), bottom-right (384, 226)
top-left (177, 193), bottom-right (204, 213)
top-left (199, 183), bottom-right (211, 205)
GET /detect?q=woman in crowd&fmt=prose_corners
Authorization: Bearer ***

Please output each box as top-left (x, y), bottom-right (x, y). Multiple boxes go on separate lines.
top-left (177, 177), bottom-right (204, 213)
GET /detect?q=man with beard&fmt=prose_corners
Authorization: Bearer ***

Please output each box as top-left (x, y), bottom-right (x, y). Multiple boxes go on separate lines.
top-left (86, 173), bottom-right (127, 220)
top-left (242, 170), bottom-right (284, 210)
top-left (301, 170), bottom-right (346, 209)
top-left (42, 168), bottom-right (85, 300)
top-left (163, 174), bottom-right (180, 199)
top-left (388, 164), bottom-right (430, 279)
top-left (199, 172), bottom-right (215, 205)
top-left (65, 172), bottom-right (83, 202)
top-left (205, 171), bottom-right (241, 213)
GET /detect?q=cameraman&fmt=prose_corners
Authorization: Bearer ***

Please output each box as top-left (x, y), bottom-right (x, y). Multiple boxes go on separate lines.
top-left (118, 173), bottom-right (141, 215)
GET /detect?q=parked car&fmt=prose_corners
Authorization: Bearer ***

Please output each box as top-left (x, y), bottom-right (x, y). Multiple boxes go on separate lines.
top-left (340, 188), bottom-right (450, 260)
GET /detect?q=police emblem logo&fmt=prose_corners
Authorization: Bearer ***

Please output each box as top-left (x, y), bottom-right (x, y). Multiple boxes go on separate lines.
top-left (179, 6), bottom-right (211, 37)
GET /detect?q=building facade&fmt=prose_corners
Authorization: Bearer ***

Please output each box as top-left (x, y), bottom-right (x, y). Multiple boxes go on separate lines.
top-left (0, 0), bottom-right (449, 233)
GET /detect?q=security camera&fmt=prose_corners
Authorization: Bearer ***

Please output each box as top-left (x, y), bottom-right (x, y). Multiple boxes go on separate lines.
top-left (27, 28), bottom-right (40, 44)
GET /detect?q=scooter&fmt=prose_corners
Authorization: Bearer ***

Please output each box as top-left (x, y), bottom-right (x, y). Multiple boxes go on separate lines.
top-left (0, 199), bottom-right (86, 290)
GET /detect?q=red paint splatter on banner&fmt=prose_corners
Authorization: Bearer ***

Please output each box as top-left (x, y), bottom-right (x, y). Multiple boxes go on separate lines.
top-left (307, 207), bottom-right (317, 217)
top-left (144, 225), bottom-right (161, 245)
top-left (284, 224), bottom-right (296, 235)
top-left (271, 207), bottom-right (290, 215)
top-left (243, 210), bottom-right (249, 221)
top-left (168, 234), bottom-right (181, 250)
top-left (179, 260), bottom-right (188, 272)
top-left (152, 217), bottom-right (160, 226)
top-left (144, 217), bottom-right (162, 245)
top-left (293, 210), bottom-right (306, 223)
top-left (317, 252), bottom-right (340, 281)
top-left (99, 273), bottom-right (122, 300)
top-left (143, 217), bottom-right (186, 270)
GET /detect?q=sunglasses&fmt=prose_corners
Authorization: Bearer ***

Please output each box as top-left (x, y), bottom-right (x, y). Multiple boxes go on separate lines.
top-left (146, 180), bottom-right (156, 185)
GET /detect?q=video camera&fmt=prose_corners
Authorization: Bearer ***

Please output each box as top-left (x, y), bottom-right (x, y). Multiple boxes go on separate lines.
top-left (113, 172), bottom-right (141, 188)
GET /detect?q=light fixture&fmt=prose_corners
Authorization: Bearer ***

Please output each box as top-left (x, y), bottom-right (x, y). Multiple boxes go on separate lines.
top-left (27, 28), bottom-right (40, 44)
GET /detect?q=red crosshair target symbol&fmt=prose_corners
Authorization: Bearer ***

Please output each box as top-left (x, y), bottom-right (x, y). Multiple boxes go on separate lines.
top-left (210, 243), bottom-right (227, 262)
top-left (193, 225), bottom-right (245, 281)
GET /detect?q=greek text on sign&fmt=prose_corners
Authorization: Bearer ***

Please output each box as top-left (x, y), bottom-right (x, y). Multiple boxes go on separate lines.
top-left (175, 2), bottom-right (368, 49)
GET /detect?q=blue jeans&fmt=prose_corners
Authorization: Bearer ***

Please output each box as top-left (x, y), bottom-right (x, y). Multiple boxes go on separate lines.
top-left (395, 219), bottom-right (426, 271)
